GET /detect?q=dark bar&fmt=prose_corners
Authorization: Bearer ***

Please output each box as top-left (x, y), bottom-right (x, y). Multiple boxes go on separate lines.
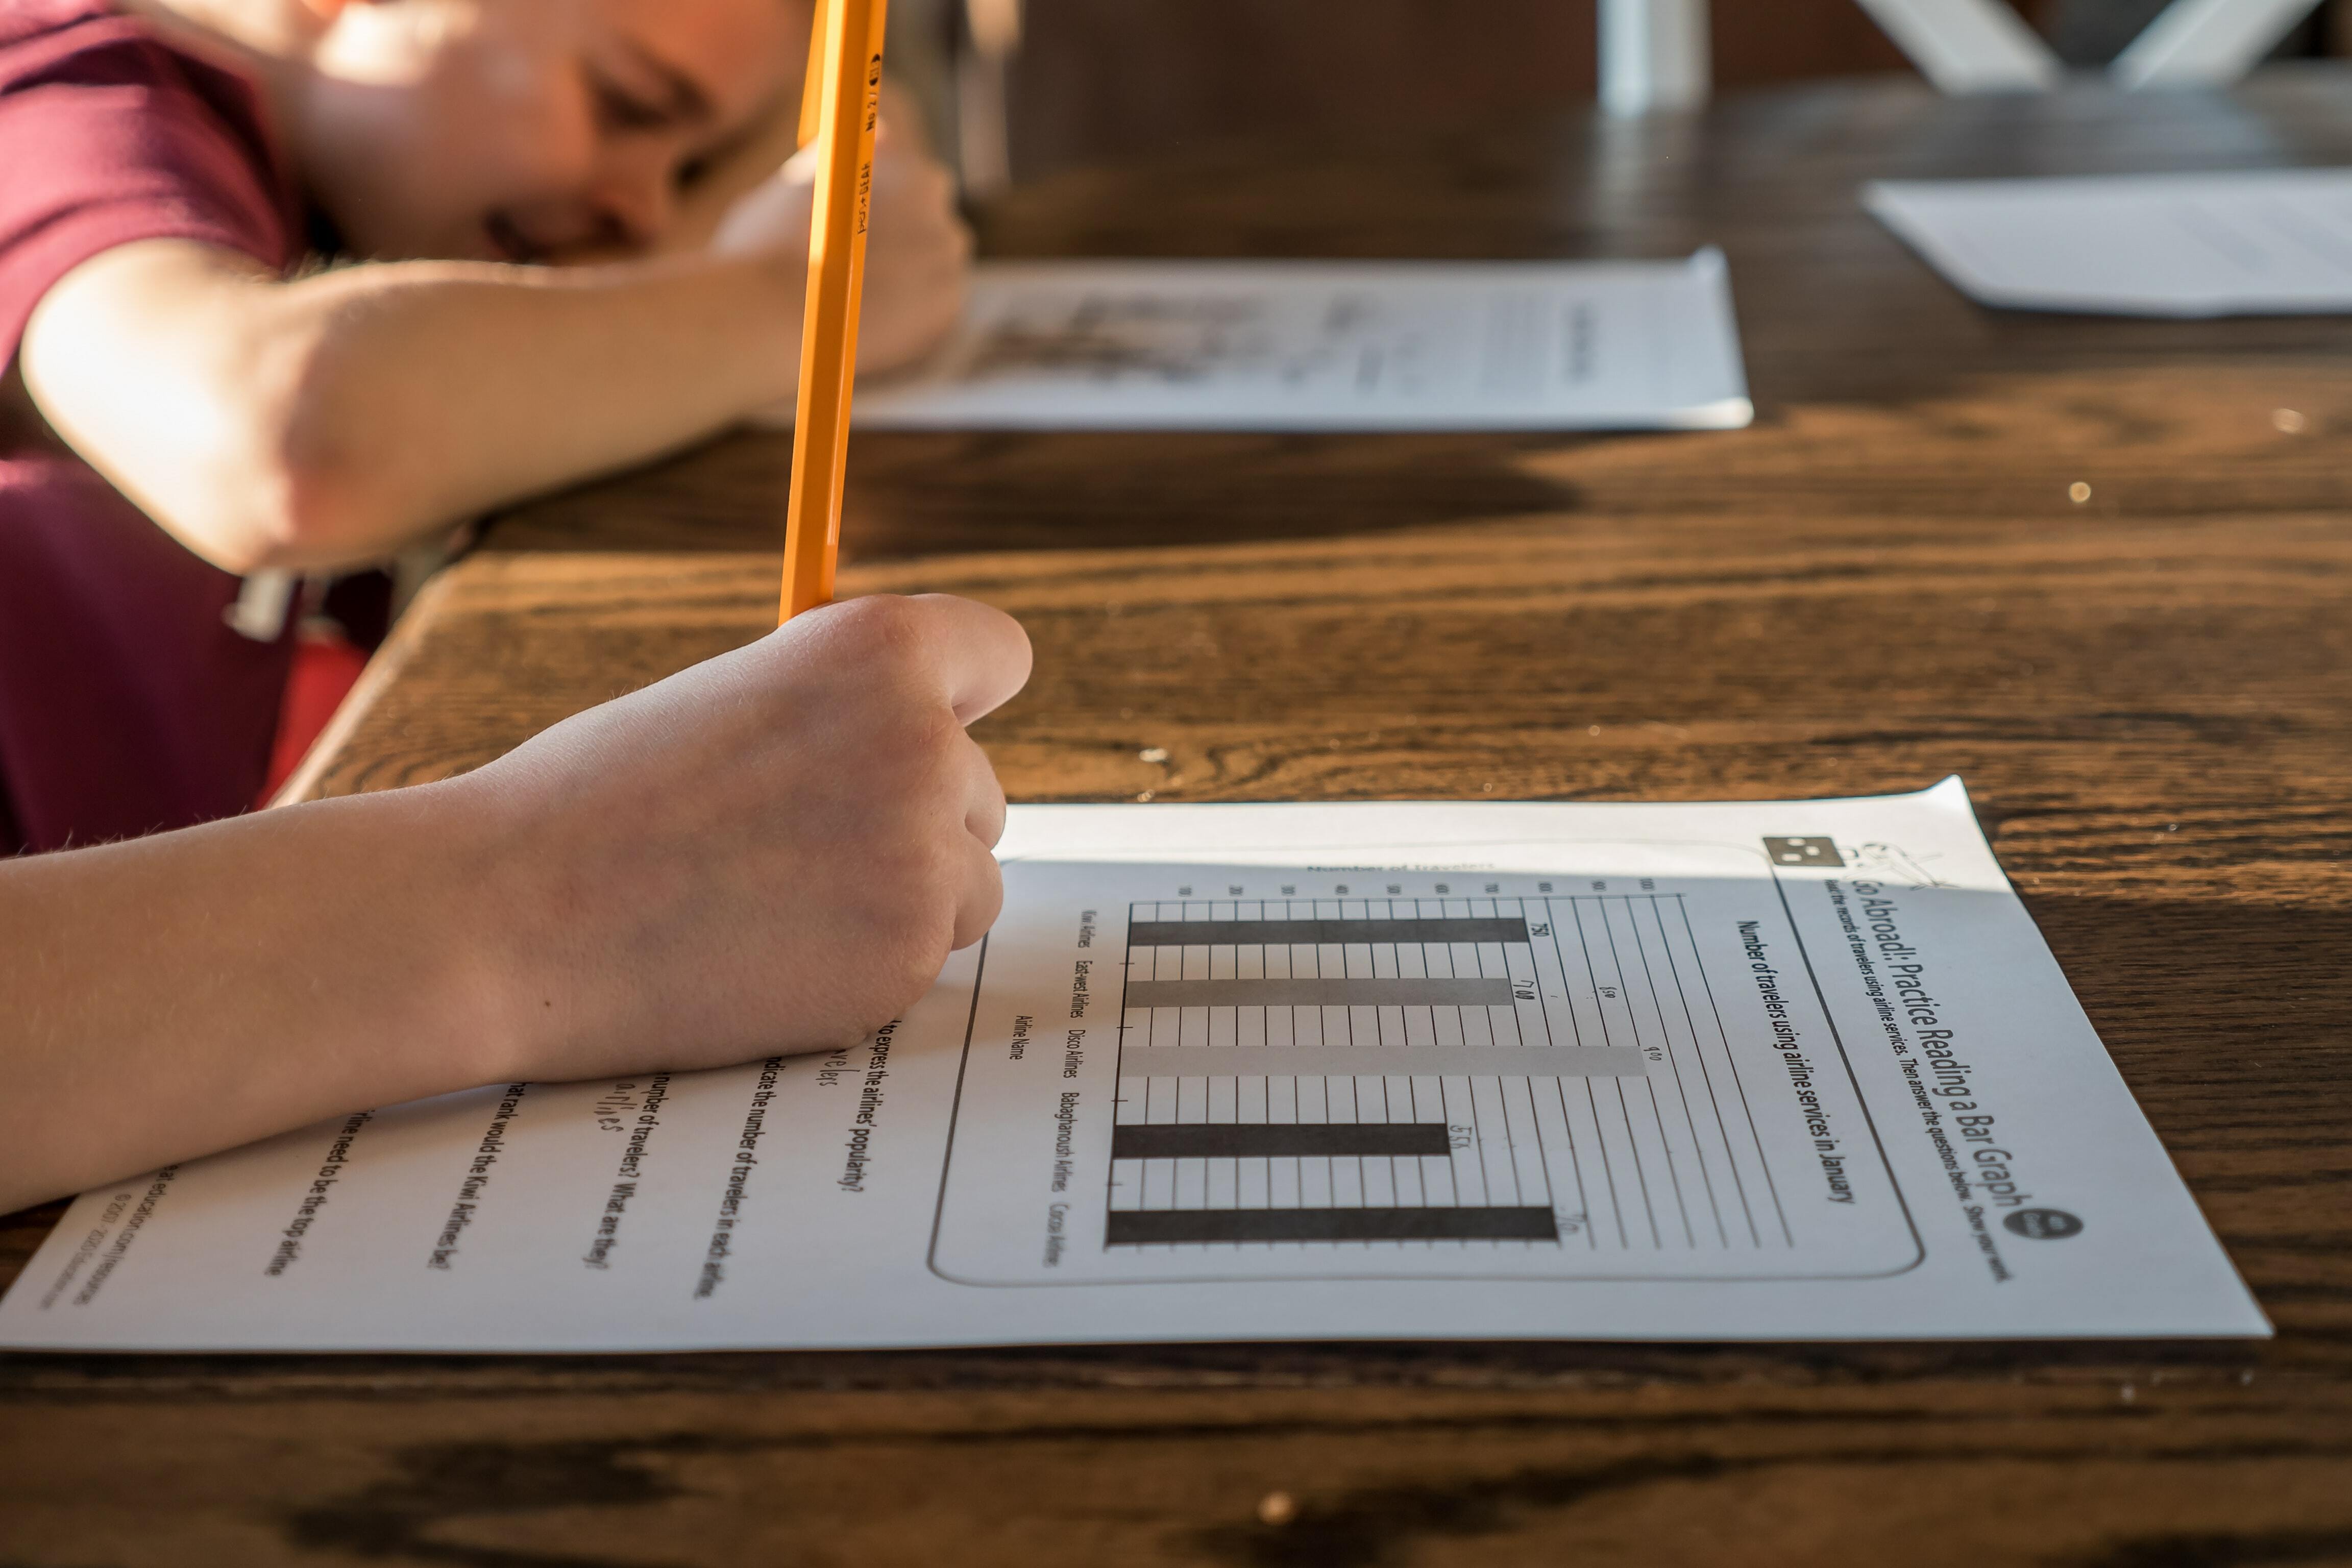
top-left (1105, 1206), bottom-right (1559, 1245)
top-left (1124, 977), bottom-right (1512, 1009)
top-left (1128, 918), bottom-right (1530, 947)
top-left (1111, 1123), bottom-right (1453, 1161)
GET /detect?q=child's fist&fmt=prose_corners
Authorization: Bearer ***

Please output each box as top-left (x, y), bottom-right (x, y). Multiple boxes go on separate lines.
top-left (712, 123), bottom-right (972, 374)
top-left (458, 593), bottom-right (1030, 1082)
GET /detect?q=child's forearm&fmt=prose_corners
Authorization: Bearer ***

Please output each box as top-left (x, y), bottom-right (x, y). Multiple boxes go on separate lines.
top-left (22, 240), bottom-right (805, 574)
top-left (0, 782), bottom-right (516, 1214)
top-left (260, 251), bottom-right (806, 567)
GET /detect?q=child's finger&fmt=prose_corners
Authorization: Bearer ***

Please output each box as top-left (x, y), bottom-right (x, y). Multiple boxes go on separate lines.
top-left (949, 831), bottom-right (1007, 951)
top-left (898, 593), bottom-right (1034, 726)
top-left (960, 734), bottom-right (1009, 849)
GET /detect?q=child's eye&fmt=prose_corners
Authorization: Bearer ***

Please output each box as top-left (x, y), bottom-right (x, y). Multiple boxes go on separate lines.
top-left (590, 74), bottom-right (671, 132)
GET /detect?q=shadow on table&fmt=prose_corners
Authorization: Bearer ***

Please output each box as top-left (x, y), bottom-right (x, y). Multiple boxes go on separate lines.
top-left (487, 427), bottom-right (1594, 557)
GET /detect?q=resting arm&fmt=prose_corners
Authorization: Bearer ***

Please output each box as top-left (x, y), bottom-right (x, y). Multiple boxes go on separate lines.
top-left (18, 240), bottom-right (802, 574)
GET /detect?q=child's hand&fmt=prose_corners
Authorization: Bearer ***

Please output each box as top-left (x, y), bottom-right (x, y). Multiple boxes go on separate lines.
top-left (710, 122), bottom-right (972, 374)
top-left (0, 592), bottom-right (1030, 1210)
top-left (458, 593), bottom-right (1030, 1083)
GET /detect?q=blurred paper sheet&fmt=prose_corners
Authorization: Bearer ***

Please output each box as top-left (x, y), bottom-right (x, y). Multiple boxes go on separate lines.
top-left (1866, 168), bottom-right (2352, 316)
top-left (757, 251), bottom-right (1752, 432)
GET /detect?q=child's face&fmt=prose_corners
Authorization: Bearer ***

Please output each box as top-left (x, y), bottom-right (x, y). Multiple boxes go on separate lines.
top-left (293, 0), bottom-right (806, 261)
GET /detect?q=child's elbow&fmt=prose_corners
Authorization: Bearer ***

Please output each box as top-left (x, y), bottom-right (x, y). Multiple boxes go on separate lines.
top-left (162, 449), bottom-right (382, 576)
top-left (23, 249), bottom-right (422, 574)
top-left (250, 452), bottom-right (390, 573)
top-left (176, 377), bottom-right (413, 574)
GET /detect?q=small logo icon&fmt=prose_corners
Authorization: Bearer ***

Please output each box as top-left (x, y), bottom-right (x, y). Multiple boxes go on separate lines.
top-left (1764, 836), bottom-right (1842, 868)
top-left (2003, 1208), bottom-right (2084, 1240)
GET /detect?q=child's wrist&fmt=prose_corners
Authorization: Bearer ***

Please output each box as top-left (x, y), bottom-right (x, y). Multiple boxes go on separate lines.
top-left (361, 776), bottom-right (552, 1092)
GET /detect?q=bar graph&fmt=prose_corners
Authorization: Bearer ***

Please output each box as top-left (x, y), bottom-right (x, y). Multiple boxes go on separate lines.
top-left (1107, 891), bottom-right (1785, 1262)
top-left (926, 855), bottom-right (1921, 1288)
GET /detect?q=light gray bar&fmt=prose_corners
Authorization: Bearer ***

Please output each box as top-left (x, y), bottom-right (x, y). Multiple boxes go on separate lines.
top-left (1124, 977), bottom-right (1512, 1009)
top-left (1119, 1046), bottom-right (1649, 1079)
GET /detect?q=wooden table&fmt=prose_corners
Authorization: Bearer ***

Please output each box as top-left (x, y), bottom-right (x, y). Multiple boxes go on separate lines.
top-left (8, 70), bottom-right (2352, 1567)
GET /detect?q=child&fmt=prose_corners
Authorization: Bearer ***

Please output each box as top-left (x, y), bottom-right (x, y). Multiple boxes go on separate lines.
top-left (0, 591), bottom-right (1033, 1214)
top-left (0, 0), bottom-right (971, 850)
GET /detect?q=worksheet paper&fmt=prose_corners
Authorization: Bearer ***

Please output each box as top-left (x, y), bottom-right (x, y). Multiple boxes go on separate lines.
top-left (1865, 169), bottom-right (2352, 316)
top-left (754, 252), bottom-right (1752, 431)
top-left (0, 780), bottom-right (2264, 1352)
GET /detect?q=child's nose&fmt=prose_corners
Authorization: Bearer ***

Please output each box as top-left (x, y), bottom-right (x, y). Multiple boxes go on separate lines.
top-left (590, 143), bottom-right (677, 248)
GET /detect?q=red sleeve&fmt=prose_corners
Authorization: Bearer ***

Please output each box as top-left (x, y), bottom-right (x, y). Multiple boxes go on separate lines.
top-left (0, 6), bottom-right (297, 370)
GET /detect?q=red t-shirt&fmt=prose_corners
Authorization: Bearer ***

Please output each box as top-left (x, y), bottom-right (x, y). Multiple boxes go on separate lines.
top-left (0, 0), bottom-right (304, 851)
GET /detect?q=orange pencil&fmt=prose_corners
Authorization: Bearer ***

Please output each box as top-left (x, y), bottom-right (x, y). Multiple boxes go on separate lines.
top-left (795, 0), bottom-right (829, 149)
top-left (780, 0), bottom-right (888, 622)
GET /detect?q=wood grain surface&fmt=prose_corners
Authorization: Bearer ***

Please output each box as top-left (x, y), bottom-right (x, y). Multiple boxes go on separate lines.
top-left (6, 74), bottom-right (2351, 1568)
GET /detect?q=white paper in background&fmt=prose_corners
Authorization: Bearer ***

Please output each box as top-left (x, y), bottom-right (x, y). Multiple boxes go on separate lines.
top-left (0, 780), bottom-right (2265, 1352)
top-left (753, 251), bottom-right (1752, 432)
top-left (1865, 168), bottom-right (2352, 316)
